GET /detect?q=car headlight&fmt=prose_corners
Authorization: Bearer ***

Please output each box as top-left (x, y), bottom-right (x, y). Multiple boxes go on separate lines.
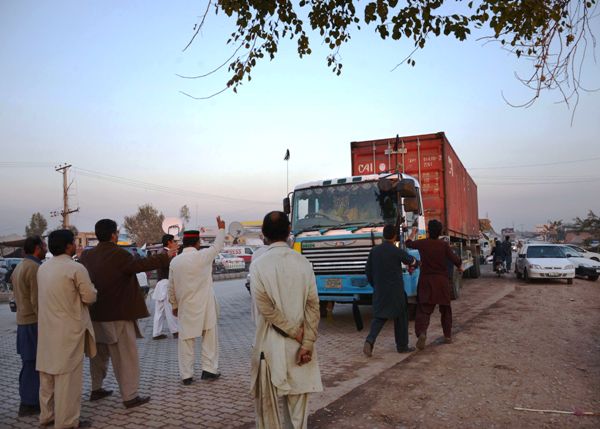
top-left (529, 264), bottom-right (542, 269)
top-left (564, 264), bottom-right (574, 270)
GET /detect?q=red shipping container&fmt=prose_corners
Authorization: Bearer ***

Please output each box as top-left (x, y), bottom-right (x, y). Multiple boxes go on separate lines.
top-left (350, 132), bottom-right (478, 240)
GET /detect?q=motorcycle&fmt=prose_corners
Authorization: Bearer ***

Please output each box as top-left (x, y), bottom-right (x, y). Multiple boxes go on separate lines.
top-left (494, 259), bottom-right (507, 277)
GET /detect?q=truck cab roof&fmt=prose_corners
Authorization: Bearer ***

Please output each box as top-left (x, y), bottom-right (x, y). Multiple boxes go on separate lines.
top-left (294, 173), bottom-right (421, 191)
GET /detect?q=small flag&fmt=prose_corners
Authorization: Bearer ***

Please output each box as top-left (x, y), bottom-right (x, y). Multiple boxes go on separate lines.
top-left (284, 149), bottom-right (290, 161)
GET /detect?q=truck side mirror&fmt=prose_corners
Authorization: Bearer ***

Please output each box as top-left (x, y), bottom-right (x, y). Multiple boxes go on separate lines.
top-left (283, 197), bottom-right (291, 215)
top-left (396, 179), bottom-right (417, 198)
top-left (377, 178), bottom-right (393, 192)
top-left (403, 197), bottom-right (419, 213)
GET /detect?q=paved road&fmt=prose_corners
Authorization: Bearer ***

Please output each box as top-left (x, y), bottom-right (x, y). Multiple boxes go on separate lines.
top-left (0, 267), bottom-right (513, 428)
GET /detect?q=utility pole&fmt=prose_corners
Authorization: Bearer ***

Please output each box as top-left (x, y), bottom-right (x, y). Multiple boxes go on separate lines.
top-left (51, 163), bottom-right (79, 228)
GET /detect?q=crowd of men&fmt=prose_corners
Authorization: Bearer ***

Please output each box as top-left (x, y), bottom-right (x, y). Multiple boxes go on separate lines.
top-left (11, 212), bottom-right (461, 429)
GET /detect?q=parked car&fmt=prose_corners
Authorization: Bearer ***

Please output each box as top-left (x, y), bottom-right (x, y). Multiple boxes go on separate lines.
top-left (213, 253), bottom-right (245, 273)
top-left (561, 246), bottom-right (600, 281)
top-left (562, 244), bottom-right (600, 262)
top-left (1, 258), bottom-right (23, 283)
top-left (515, 244), bottom-right (575, 284)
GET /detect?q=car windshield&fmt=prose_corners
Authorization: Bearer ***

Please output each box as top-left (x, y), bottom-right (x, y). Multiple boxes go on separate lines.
top-left (526, 246), bottom-right (567, 258)
top-left (292, 181), bottom-right (420, 232)
top-left (563, 247), bottom-right (583, 257)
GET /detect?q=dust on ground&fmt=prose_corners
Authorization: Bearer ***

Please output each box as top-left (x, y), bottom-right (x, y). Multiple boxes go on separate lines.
top-left (309, 275), bottom-right (600, 429)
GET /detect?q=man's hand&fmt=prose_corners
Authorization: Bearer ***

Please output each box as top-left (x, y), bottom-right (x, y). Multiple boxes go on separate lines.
top-left (457, 266), bottom-right (464, 273)
top-left (167, 247), bottom-right (178, 258)
top-left (296, 347), bottom-right (312, 366)
top-left (172, 308), bottom-right (178, 317)
top-left (216, 216), bottom-right (225, 230)
top-left (294, 325), bottom-right (304, 344)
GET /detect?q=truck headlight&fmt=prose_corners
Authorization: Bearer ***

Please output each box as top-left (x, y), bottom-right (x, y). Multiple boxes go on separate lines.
top-left (564, 264), bottom-right (574, 270)
top-left (530, 264), bottom-right (542, 269)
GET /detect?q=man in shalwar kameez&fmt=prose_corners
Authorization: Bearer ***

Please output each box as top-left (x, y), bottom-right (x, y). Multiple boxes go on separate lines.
top-left (169, 218), bottom-right (225, 384)
top-left (407, 219), bottom-right (462, 350)
top-left (152, 234), bottom-right (179, 340)
top-left (250, 211), bottom-right (322, 429)
top-left (37, 229), bottom-right (97, 428)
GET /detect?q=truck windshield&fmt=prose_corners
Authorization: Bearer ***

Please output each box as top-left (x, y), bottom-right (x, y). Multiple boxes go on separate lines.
top-left (292, 181), bottom-right (410, 232)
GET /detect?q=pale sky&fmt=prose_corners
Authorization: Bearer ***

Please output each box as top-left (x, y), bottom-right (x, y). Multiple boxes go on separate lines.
top-left (1, 1), bottom-right (599, 236)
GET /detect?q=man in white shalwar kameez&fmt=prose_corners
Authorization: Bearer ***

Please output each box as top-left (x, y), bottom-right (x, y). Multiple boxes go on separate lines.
top-left (169, 217), bottom-right (225, 384)
top-left (152, 279), bottom-right (178, 339)
top-left (250, 211), bottom-right (322, 429)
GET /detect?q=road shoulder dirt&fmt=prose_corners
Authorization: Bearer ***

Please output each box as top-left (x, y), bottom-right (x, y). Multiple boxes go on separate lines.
top-left (309, 278), bottom-right (600, 428)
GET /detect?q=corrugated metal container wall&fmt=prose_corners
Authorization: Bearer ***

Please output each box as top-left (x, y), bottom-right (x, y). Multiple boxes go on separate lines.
top-left (350, 132), bottom-right (479, 240)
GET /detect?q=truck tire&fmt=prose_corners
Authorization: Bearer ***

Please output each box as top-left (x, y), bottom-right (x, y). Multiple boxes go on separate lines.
top-left (450, 271), bottom-right (461, 300)
top-left (588, 275), bottom-right (599, 281)
top-left (468, 255), bottom-right (481, 278)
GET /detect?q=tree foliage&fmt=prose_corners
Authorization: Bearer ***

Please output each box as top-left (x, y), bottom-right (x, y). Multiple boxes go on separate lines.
top-left (25, 212), bottom-right (48, 237)
top-left (124, 204), bottom-right (165, 246)
top-left (184, 0), bottom-right (597, 108)
top-left (542, 218), bottom-right (563, 242)
top-left (179, 204), bottom-right (191, 230)
top-left (573, 210), bottom-right (600, 241)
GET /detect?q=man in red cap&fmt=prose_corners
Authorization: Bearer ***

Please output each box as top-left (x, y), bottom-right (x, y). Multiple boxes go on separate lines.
top-left (169, 217), bottom-right (226, 385)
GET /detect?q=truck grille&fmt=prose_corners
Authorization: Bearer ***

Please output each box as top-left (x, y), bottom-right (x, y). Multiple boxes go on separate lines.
top-left (302, 246), bottom-right (372, 274)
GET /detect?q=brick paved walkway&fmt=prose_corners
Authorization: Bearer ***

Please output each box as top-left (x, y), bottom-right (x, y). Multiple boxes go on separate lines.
top-left (0, 269), bottom-right (512, 428)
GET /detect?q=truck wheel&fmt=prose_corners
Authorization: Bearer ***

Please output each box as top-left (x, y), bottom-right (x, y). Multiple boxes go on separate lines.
top-left (588, 275), bottom-right (599, 281)
top-left (450, 272), bottom-right (461, 300)
top-left (567, 278), bottom-right (573, 285)
top-left (319, 301), bottom-right (328, 318)
top-left (468, 248), bottom-right (481, 278)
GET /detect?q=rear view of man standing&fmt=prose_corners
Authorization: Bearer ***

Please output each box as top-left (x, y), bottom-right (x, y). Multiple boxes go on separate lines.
top-left (37, 229), bottom-right (97, 428)
top-left (80, 219), bottom-right (175, 408)
top-left (12, 236), bottom-right (46, 417)
top-left (169, 217), bottom-right (226, 385)
top-left (363, 224), bottom-right (418, 357)
top-left (250, 211), bottom-right (322, 429)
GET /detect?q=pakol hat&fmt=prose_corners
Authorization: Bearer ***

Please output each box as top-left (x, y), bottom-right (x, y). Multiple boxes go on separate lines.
top-left (183, 230), bottom-right (200, 239)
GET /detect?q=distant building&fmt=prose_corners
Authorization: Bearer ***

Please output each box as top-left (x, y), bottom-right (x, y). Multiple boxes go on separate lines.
top-left (76, 232), bottom-right (98, 248)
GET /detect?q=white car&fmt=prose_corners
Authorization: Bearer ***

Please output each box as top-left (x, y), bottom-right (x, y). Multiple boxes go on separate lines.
top-left (515, 244), bottom-right (575, 284)
top-left (563, 244), bottom-right (600, 262)
top-left (561, 246), bottom-right (600, 281)
top-left (214, 253), bottom-right (245, 273)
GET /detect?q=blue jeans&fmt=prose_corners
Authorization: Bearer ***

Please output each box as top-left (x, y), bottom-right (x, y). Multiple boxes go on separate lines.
top-left (17, 323), bottom-right (40, 406)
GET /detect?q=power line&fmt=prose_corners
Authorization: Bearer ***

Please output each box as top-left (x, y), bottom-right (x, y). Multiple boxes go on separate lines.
top-left (469, 156), bottom-right (600, 170)
top-left (74, 167), bottom-right (279, 205)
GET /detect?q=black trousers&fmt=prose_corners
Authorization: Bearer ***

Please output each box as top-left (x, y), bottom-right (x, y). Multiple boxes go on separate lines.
top-left (366, 314), bottom-right (409, 351)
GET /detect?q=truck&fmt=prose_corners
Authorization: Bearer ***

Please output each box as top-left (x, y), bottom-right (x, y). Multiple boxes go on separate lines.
top-left (350, 131), bottom-right (481, 288)
top-left (284, 132), bottom-right (479, 328)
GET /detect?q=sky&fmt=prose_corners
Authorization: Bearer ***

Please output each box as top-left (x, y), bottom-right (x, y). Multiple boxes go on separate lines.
top-left (1, 0), bottom-right (599, 236)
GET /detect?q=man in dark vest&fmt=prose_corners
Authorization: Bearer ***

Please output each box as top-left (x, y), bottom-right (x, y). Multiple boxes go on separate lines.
top-left (363, 224), bottom-right (418, 357)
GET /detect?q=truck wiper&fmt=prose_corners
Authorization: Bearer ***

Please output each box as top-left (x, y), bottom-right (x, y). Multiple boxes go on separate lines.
top-left (296, 225), bottom-right (328, 233)
top-left (338, 222), bottom-right (383, 228)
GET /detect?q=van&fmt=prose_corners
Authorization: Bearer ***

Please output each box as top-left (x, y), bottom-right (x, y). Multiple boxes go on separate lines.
top-left (222, 246), bottom-right (254, 265)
